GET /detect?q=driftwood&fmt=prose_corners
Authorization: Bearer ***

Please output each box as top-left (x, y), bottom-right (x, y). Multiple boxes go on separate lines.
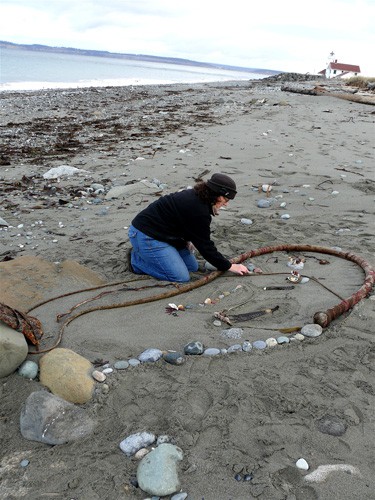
top-left (281, 85), bottom-right (375, 106)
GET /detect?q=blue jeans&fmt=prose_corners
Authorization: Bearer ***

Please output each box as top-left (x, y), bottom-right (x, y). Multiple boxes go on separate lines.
top-left (128, 225), bottom-right (198, 282)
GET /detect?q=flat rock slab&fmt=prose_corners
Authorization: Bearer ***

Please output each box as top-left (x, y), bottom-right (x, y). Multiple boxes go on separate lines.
top-left (0, 255), bottom-right (107, 310)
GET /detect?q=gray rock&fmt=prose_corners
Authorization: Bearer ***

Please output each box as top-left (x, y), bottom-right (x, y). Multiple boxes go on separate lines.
top-left (119, 431), bottom-right (156, 457)
top-left (0, 322), bottom-right (28, 378)
top-left (18, 360), bottom-right (39, 379)
top-left (184, 341), bottom-right (204, 355)
top-left (253, 340), bottom-right (267, 350)
top-left (128, 358), bottom-right (141, 367)
top-left (257, 199), bottom-right (274, 208)
top-left (277, 336), bottom-right (290, 344)
top-left (20, 391), bottom-right (96, 445)
top-left (137, 443), bottom-right (183, 497)
top-left (114, 360), bottom-right (129, 370)
top-left (316, 415), bottom-right (347, 436)
top-left (163, 352), bottom-right (185, 365)
top-left (227, 344), bottom-right (242, 353)
top-left (203, 348), bottom-right (221, 356)
top-left (138, 348), bottom-right (163, 363)
top-left (301, 324), bottom-right (323, 337)
top-left (242, 341), bottom-right (252, 352)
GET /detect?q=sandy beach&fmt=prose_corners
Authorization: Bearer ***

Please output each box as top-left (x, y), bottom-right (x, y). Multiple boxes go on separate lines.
top-left (0, 76), bottom-right (374, 500)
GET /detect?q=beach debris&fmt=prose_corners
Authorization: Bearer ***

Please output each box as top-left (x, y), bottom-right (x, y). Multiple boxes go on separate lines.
top-left (214, 311), bottom-right (232, 325)
top-left (204, 297), bottom-right (212, 305)
top-left (18, 360), bottom-right (38, 380)
top-left (304, 464), bottom-right (361, 483)
top-left (43, 165), bottom-right (90, 179)
top-left (0, 302), bottom-right (43, 347)
top-left (287, 270), bottom-right (302, 283)
top-left (137, 443), bottom-right (183, 497)
top-left (263, 285), bottom-right (295, 291)
top-left (296, 458), bottom-right (309, 470)
top-left (228, 305), bottom-right (279, 323)
top-left (287, 256), bottom-right (305, 271)
top-left (301, 324), bottom-right (323, 338)
top-left (120, 431), bottom-right (156, 457)
top-left (261, 184), bottom-right (273, 195)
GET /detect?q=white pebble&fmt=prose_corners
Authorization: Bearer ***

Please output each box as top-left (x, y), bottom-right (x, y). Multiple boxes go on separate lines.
top-left (266, 337), bottom-right (278, 347)
top-left (92, 370), bottom-right (106, 382)
top-left (296, 458), bottom-right (309, 470)
top-left (102, 367), bottom-right (113, 374)
top-left (280, 214), bottom-right (290, 219)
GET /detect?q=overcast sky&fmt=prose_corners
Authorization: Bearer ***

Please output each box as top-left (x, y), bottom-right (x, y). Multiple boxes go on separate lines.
top-left (1, 0), bottom-right (374, 76)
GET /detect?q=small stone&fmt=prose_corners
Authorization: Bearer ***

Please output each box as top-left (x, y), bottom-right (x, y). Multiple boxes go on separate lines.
top-left (234, 473), bottom-right (242, 481)
top-left (171, 493), bottom-right (188, 500)
top-left (280, 214), bottom-right (290, 219)
top-left (102, 367), bottom-right (113, 374)
top-left (203, 348), bottom-right (221, 356)
top-left (280, 202), bottom-right (287, 208)
top-left (134, 448), bottom-right (150, 460)
top-left (266, 337), bottom-right (277, 347)
top-left (213, 320), bottom-right (222, 327)
top-left (114, 360), bottom-right (129, 370)
top-left (20, 459), bottom-right (29, 467)
top-left (18, 360), bottom-right (38, 380)
top-left (277, 336), bottom-right (290, 344)
top-left (253, 340), bottom-right (267, 350)
top-left (242, 341), bottom-right (252, 352)
top-left (244, 473), bottom-right (253, 481)
top-left (257, 199), bottom-right (272, 208)
top-left (316, 415), bottom-right (347, 436)
top-left (220, 348), bottom-right (228, 355)
top-left (128, 358), bottom-right (141, 367)
top-left (163, 352), bottom-right (185, 365)
top-left (240, 218), bottom-right (253, 225)
top-left (227, 344), bottom-right (242, 353)
top-left (296, 458), bottom-right (309, 470)
top-left (300, 277), bottom-right (310, 284)
top-left (92, 370), bottom-right (106, 382)
top-left (294, 333), bottom-right (305, 341)
top-left (120, 432), bottom-right (156, 457)
top-left (138, 348), bottom-right (163, 363)
top-left (184, 341), bottom-right (204, 355)
top-left (157, 435), bottom-right (174, 445)
top-left (301, 324), bottom-right (323, 338)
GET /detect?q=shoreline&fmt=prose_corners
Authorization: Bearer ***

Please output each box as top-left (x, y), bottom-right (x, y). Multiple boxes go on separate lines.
top-left (0, 76), bottom-right (374, 499)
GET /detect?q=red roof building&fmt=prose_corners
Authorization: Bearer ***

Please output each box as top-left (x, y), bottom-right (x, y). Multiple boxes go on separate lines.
top-left (323, 60), bottom-right (361, 79)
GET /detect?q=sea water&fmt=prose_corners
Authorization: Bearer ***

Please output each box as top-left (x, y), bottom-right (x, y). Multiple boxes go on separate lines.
top-left (0, 47), bottom-right (267, 91)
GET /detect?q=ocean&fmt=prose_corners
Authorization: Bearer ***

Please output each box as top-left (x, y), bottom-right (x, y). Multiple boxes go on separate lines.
top-left (0, 47), bottom-right (267, 92)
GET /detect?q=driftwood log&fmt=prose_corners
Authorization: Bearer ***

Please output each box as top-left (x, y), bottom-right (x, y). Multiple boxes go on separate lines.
top-left (281, 85), bottom-right (375, 105)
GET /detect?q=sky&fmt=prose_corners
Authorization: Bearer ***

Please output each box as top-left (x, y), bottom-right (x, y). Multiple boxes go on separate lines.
top-left (1, 0), bottom-right (375, 76)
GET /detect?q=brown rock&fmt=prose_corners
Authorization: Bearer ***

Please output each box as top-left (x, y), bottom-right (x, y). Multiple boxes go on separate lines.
top-left (39, 348), bottom-right (95, 403)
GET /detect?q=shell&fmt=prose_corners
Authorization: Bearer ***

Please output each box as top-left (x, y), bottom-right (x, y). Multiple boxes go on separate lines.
top-left (168, 303), bottom-right (179, 310)
top-left (204, 298), bottom-right (212, 305)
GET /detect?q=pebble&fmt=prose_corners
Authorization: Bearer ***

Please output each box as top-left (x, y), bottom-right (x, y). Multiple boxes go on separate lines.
top-left (20, 459), bottom-right (29, 467)
top-left (138, 348), bottom-right (163, 363)
top-left (102, 367), bottom-right (113, 374)
top-left (163, 352), bottom-right (185, 365)
top-left (171, 493), bottom-right (188, 500)
top-left (134, 448), bottom-right (150, 460)
top-left (119, 431), bottom-right (156, 457)
top-left (203, 348), bottom-right (221, 356)
top-left (316, 415), bottom-right (347, 436)
top-left (300, 277), bottom-right (310, 284)
top-left (157, 435), bottom-right (174, 445)
top-left (114, 360), bottom-right (129, 370)
top-left (213, 320), bottom-right (222, 327)
top-left (277, 336), bottom-right (289, 344)
top-left (240, 218), bottom-right (253, 225)
top-left (92, 370), bottom-right (106, 382)
top-left (280, 214), bottom-right (290, 219)
top-left (266, 337), bottom-right (278, 347)
top-left (18, 360), bottom-right (39, 380)
top-left (294, 333), bottom-right (305, 341)
top-left (257, 199), bottom-right (273, 208)
top-left (184, 341), bottom-right (204, 355)
top-left (227, 344), bottom-right (242, 353)
top-left (296, 458), bottom-right (309, 470)
top-left (242, 341), bottom-right (252, 352)
top-left (128, 358), bottom-right (141, 367)
top-left (279, 202), bottom-right (287, 208)
top-left (301, 324), bottom-right (323, 338)
top-left (253, 340), bottom-right (267, 350)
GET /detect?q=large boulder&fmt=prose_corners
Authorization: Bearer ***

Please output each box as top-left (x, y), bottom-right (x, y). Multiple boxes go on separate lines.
top-left (39, 348), bottom-right (95, 404)
top-left (0, 321), bottom-right (28, 378)
top-left (20, 391), bottom-right (96, 444)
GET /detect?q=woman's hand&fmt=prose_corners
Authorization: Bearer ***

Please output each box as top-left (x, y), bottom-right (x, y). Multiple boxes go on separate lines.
top-left (229, 263), bottom-right (250, 275)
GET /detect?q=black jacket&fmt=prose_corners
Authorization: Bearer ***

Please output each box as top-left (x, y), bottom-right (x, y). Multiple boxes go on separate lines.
top-left (131, 189), bottom-right (231, 271)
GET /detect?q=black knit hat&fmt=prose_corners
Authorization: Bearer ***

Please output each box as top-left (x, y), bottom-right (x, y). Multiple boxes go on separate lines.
top-left (206, 173), bottom-right (237, 200)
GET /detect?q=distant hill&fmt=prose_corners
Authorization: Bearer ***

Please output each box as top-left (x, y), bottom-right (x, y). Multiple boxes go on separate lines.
top-left (0, 40), bottom-right (281, 76)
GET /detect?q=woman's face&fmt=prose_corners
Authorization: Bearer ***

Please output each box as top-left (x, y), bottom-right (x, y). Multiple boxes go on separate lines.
top-left (213, 195), bottom-right (230, 215)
